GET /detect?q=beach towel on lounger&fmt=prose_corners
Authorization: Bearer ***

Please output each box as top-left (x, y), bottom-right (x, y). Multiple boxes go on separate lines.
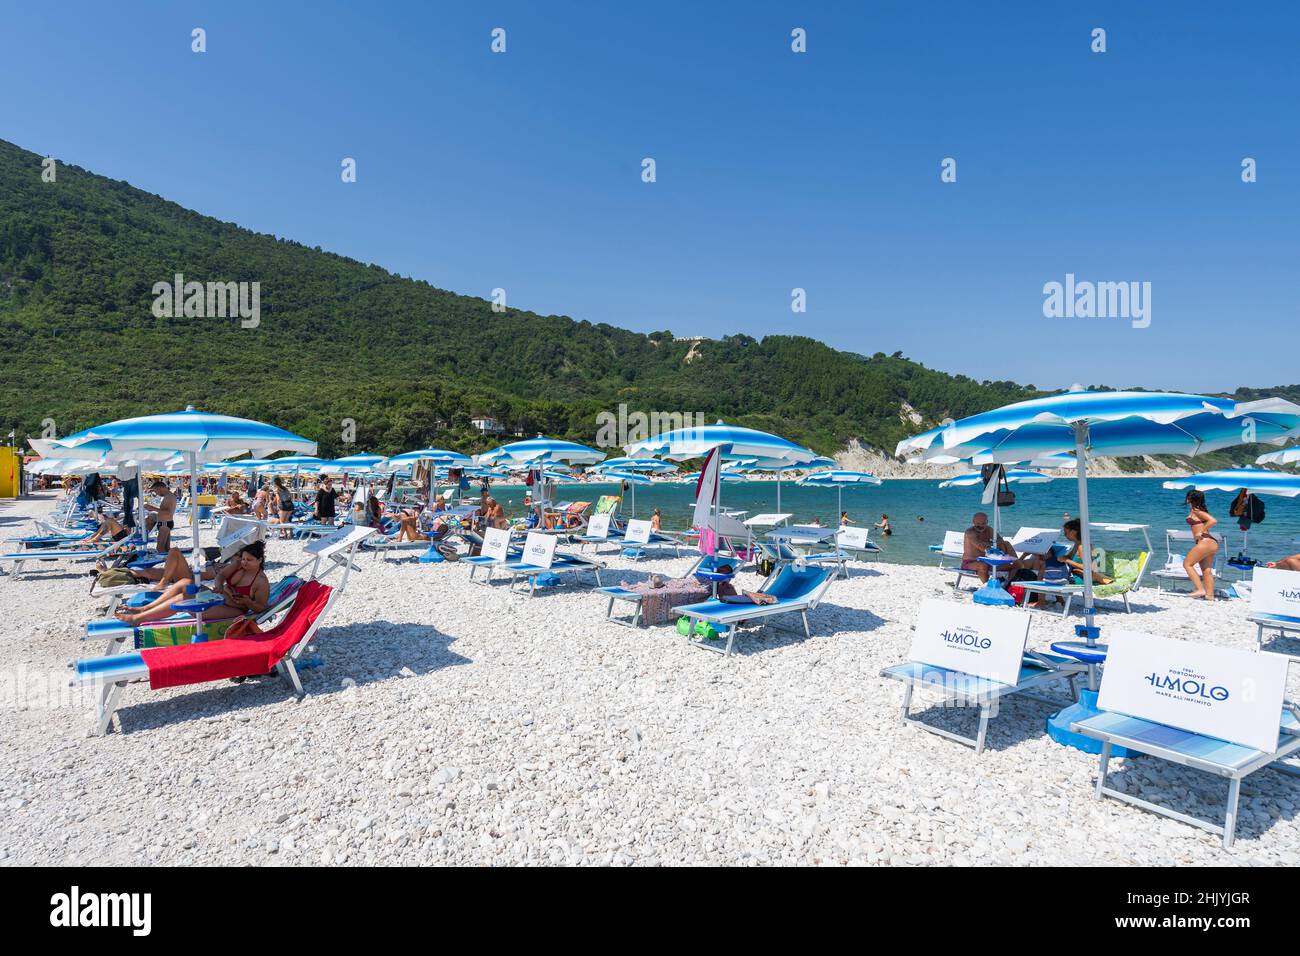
top-left (140, 581), bottom-right (331, 689)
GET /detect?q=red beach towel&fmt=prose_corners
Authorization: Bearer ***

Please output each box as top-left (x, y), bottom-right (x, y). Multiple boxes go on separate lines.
top-left (141, 582), bottom-right (333, 689)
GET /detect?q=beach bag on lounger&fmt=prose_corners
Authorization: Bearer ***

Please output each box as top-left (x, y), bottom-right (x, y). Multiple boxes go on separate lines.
top-left (94, 568), bottom-right (137, 589)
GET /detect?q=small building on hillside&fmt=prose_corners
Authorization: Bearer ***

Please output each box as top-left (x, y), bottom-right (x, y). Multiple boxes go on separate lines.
top-left (470, 415), bottom-right (503, 434)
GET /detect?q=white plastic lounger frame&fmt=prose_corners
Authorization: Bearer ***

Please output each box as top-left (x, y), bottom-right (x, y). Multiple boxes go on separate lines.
top-left (881, 652), bottom-right (1080, 754)
top-left (1072, 707), bottom-right (1300, 848)
top-left (503, 556), bottom-right (604, 595)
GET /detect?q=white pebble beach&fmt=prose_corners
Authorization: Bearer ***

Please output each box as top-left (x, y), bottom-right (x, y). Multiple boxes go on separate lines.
top-left (2, 492), bottom-right (1297, 867)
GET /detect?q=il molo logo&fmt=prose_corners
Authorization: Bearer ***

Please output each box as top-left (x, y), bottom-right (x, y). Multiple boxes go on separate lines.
top-left (1144, 666), bottom-right (1229, 706)
top-left (151, 273), bottom-right (260, 328)
top-left (1278, 587), bottom-right (1300, 602)
top-left (940, 627), bottom-right (990, 650)
top-left (1042, 273), bottom-right (1151, 329)
top-left (50, 886), bottom-right (151, 936)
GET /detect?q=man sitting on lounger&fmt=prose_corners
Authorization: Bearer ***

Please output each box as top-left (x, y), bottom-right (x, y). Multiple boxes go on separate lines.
top-left (961, 512), bottom-right (1020, 583)
top-left (145, 480), bottom-right (177, 552)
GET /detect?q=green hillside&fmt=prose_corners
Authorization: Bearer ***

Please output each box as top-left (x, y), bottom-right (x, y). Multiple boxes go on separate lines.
top-left (0, 138), bottom-right (1292, 469)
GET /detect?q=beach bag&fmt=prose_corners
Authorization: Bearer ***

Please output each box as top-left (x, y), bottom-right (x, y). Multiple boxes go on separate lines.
top-left (1042, 561), bottom-right (1070, 585)
top-left (757, 556), bottom-right (776, 577)
top-left (534, 572), bottom-right (561, 588)
top-left (224, 617), bottom-right (263, 639)
top-left (94, 568), bottom-right (136, 589)
top-left (1249, 494), bottom-right (1265, 523)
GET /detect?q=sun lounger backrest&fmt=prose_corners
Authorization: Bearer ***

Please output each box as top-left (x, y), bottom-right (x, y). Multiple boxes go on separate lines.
top-left (941, 530), bottom-right (964, 556)
top-left (1249, 567), bottom-right (1300, 620)
top-left (910, 599), bottom-right (1031, 685)
top-left (1098, 629), bottom-right (1290, 751)
top-left (766, 564), bottom-right (832, 602)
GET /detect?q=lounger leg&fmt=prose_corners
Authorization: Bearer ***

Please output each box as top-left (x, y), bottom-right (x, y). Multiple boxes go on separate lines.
top-left (801, 610), bottom-right (811, 639)
top-left (1223, 777), bottom-right (1241, 849)
top-left (286, 660), bottom-right (305, 696)
top-left (605, 595), bottom-right (615, 621)
top-left (1061, 594), bottom-right (1072, 618)
top-left (974, 705), bottom-right (991, 755)
top-left (1122, 593), bottom-right (1131, 613)
top-left (900, 685), bottom-right (914, 722)
top-left (1094, 742), bottom-right (1112, 799)
top-left (1256, 623), bottom-right (1264, 653)
top-left (723, 628), bottom-right (736, 658)
top-left (96, 681), bottom-right (124, 736)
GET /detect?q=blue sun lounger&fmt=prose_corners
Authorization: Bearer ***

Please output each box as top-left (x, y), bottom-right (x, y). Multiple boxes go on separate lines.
top-left (674, 563), bottom-right (835, 657)
top-left (1071, 708), bottom-right (1300, 848)
top-left (500, 553), bottom-right (604, 595)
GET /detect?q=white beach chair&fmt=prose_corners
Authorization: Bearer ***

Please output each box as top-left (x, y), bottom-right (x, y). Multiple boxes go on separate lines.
top-left (880, 599), bottom-right (1081, 754)
top-left (1071, 630), bottom-right (1299, 848)
top-left (1149, 529), bottom-right (1225, 592)
top-left (1248, 567), bottom-right (1300, 658)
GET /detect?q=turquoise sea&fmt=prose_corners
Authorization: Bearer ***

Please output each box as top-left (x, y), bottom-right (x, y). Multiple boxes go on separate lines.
top-left (487, 477), bottom-right (1300, 568)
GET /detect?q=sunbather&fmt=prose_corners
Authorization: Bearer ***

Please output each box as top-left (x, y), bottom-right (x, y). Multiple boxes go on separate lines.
top-left (114, 541), bottom-right (269, 626)
top-left (651, 508), bottom-right (662, 532)
top-left (1266, 552), bottom-right (1300, 572)
top-left (225, 490), bottom-right (249, 515)
top-left (85, 509), bottom-right (130, 546)
top-left (273, 477), bottom-right (294, 538)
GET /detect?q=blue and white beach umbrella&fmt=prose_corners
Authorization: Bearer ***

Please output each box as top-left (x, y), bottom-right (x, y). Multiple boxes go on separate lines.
top-left (387, 448), bottom-right (472, 468)
top-left (797, 469), bottom-right (883, 518)
top-left (1162, 467), bottom-right (1300, 498)
top-left (54, 407), bottom-right (317, 561)
top-left (899, 390), bottom-right (1300, 622)
top-left (591, 457), bottom-right (676, 474)
top-left (1257, 446), bottom-right (1300, 467)
top-left (477, 436), bottom-right (605, 467)
top-left (316, 453), bottom-right (387, 474)
top-left (626, 422), bottom-right (819, 465)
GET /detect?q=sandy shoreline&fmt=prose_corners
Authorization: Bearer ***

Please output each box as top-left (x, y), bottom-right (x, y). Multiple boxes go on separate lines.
top-left (1, 491), bottom-right (1296, 866)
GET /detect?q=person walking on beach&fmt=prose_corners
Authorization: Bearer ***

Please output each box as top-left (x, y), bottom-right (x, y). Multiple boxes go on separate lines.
top-left (1182, 490), bottom-right (1219, 600)
top-left (651, 508), bottom-right (662, 532)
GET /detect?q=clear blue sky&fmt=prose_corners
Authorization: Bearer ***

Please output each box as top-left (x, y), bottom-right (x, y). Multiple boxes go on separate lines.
top-left (3, 1), bottom-right (1295, 393)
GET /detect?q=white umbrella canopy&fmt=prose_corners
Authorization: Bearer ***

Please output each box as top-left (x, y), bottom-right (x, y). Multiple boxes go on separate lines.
top-left (477, 436), bottom-right (606, 467)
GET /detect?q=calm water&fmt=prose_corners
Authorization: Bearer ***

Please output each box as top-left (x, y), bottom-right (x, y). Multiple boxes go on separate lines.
top-left (488, 478), bottom-right (1300, 567)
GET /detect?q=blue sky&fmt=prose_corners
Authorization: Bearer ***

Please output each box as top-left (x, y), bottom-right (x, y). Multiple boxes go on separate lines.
top-left (2, 1), bottom-right (1295, 392)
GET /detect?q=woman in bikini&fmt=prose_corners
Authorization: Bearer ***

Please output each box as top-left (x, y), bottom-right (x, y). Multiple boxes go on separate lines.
top-left (1182, 490), bottom-right (1219, 600)
top-left (114, 542), bottom-right (270, 626)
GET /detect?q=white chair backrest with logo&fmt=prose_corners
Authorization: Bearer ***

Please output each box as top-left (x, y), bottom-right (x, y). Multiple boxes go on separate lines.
top-left (1098, 630), bottom-right (1289, 752)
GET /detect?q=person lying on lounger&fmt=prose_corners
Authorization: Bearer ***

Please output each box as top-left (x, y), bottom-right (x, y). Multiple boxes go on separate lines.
top-left (84, 509), bottom-right (130, 547)
top-left (1267, 552), bottom-right (1300, 572)
top-left (113, 541), bottom-right (270, 626)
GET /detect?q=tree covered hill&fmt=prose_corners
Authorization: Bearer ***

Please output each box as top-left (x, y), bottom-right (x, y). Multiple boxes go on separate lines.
top-left (0, 138), bottom-right (1292, 468)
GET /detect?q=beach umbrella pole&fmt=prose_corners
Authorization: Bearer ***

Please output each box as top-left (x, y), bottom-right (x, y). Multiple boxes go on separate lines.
top-left (1073, 423), bottom-right (1096, 638)
top-left (188, 450), bottom-right (200, 568)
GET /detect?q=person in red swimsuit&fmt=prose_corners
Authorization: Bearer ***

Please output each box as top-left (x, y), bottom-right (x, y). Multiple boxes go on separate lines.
top-left (114, 542), bottom-right (270, 625)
